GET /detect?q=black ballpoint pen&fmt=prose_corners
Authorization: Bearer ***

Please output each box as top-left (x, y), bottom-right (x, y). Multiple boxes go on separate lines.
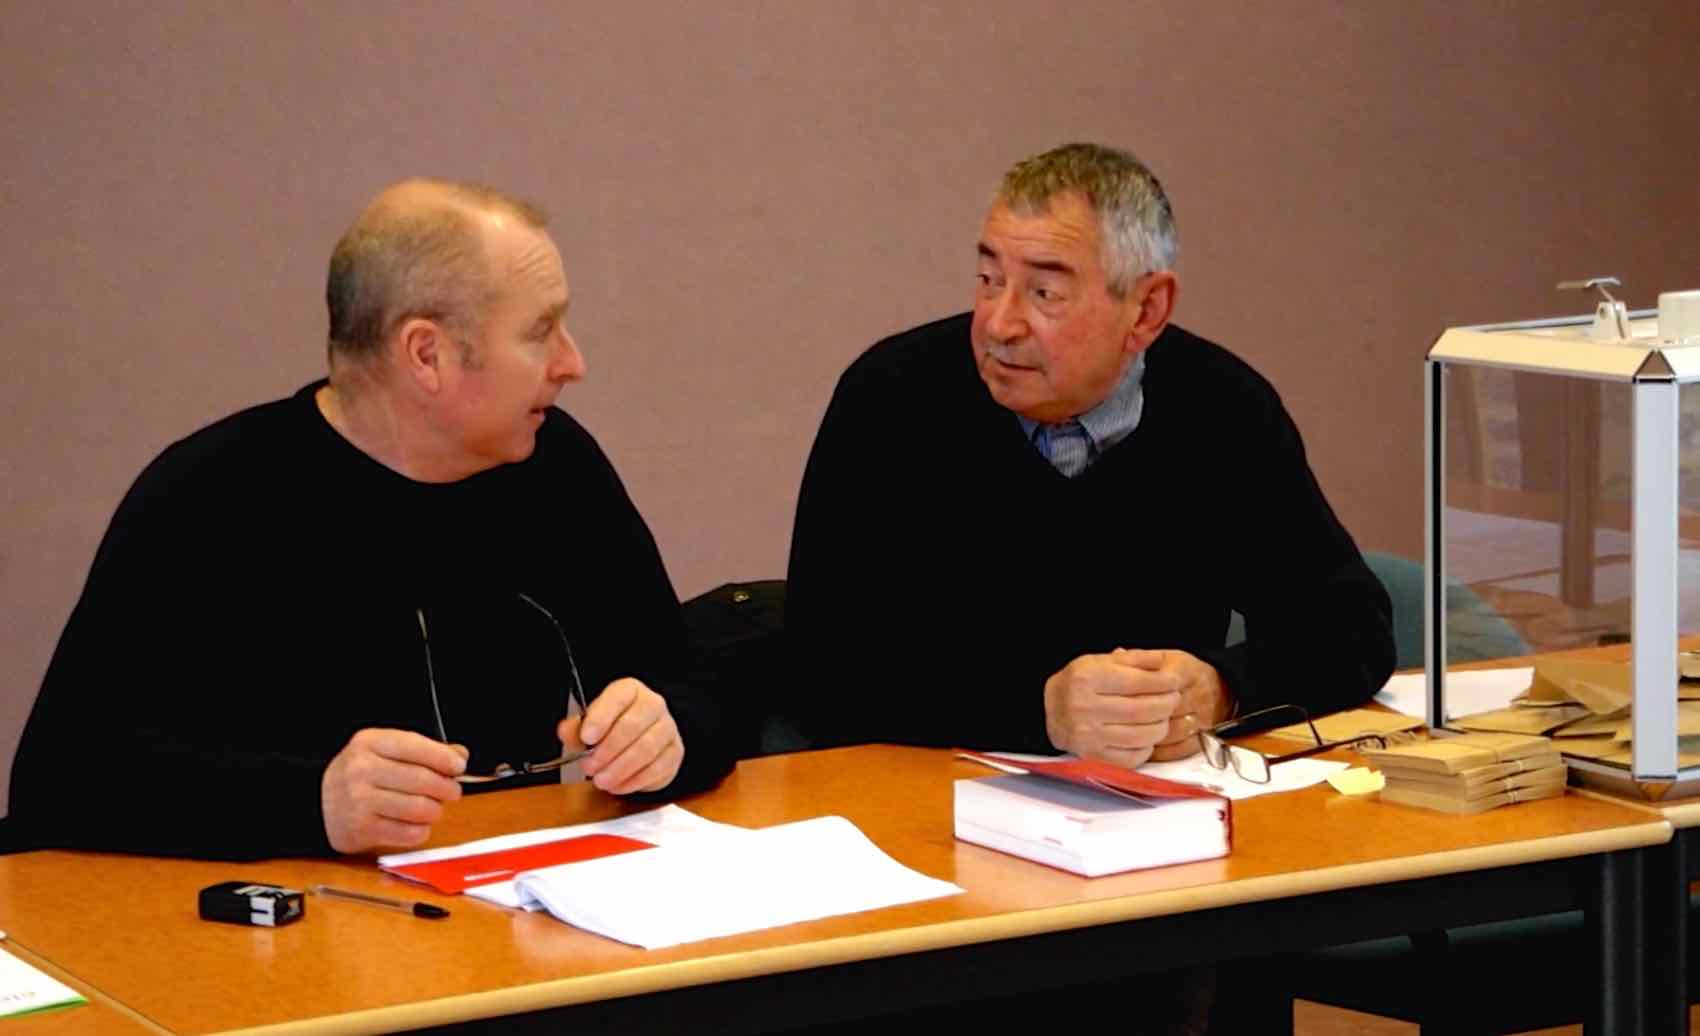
top-left (310, 884), bottom-right (450, 919)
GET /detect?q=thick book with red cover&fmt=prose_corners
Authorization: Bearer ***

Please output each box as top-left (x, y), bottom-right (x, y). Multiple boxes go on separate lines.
top-left (953, 751), bottom-right (1232, 877)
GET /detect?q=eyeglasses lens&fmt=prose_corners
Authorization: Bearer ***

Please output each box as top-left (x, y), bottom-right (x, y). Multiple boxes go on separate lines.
top-left (1201, 734), bottom-right (1228, 769)
top-left (1228, 745), bottom-right (1270, 783)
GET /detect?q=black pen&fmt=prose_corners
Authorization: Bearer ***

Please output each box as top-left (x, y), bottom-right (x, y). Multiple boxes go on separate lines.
top-left (310, 884), bottom-right (450, 919)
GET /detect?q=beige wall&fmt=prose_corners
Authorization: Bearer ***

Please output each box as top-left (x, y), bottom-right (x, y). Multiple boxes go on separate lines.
top-left (4, 1), bottom-right (1698, 811)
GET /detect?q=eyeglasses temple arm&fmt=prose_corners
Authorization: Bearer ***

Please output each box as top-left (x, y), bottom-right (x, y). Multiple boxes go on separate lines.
top-left (515, 592), bottom-right (592, 715)
top-left (1264, 734), bottom-right (1385, 767)
top-left (1210, 703), bottom-right (1311, 741)
top-left (417, 608), bottom-right (451, 744)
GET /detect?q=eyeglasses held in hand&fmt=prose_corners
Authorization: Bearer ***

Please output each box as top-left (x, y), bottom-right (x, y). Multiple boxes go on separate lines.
top-left (1197, 703), bottom-right (1400, 784)
top-left (416, 592), bottom-right (591, 784)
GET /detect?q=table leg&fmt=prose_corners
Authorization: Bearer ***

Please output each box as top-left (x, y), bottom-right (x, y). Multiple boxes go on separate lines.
top-left (1643, 832), bottom-right (1690, 1036)
top-left (1589, 848), bottom-right (1647, 1034)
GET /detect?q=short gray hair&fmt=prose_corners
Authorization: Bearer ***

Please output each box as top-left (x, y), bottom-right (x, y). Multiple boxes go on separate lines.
top-left (996, 142), bottom-right (1176, 297)
top-left (326, 179), bottom-right (549, 362)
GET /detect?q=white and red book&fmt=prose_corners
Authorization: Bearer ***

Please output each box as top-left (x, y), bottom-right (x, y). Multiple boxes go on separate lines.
top-left (954, 751), bottom-right (1232, 877)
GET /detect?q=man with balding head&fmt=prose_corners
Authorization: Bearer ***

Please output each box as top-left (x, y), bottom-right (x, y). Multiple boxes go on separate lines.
top-left (10, 180), bottom-right (733, 859)
top-left (787, 143), bottom-right (1394, 768)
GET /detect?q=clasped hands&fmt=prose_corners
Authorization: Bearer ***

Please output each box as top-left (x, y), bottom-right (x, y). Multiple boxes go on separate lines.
top-left (1043, 648), bottom-right (1232, 770)
top-left (322, 677), bottom-right (682, 854)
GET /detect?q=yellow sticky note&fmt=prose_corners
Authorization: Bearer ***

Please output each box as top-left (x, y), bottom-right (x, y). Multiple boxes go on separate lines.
top-left (1327, 767), bottom-right (1386, 796)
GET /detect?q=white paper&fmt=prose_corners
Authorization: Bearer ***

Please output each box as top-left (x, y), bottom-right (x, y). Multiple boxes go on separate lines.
top-left (0, 945), bottom-right (85, 1019)
top-left (1141, 755), bottom-right (1349, 800)
top-left (379, 805), bottom-right (742, 910)
top-left (1375, 667), bottom-right (1534, 720)
top-left (959, 750), bottom-right (1346, 801)
top-left (515, 815), bottom-right (963, 949)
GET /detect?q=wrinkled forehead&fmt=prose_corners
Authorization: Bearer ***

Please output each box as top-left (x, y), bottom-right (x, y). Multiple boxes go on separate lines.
top-left (995, 186), bottom-right (1101, 224)
top-left (480, 216), bottom-right (567, 296)
top-left (981, 192), bottom-right (1103, 258)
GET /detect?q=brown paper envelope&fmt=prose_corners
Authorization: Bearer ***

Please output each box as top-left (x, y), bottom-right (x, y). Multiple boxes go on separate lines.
top-left (1451, 704), bottom-right (1590, 736)
top-left (1516, 697), bottom-right (1592, 709)
top-left (1551, 711), bottom-right (1632, 739)
top-left (1606, 701), bottom-right (1700, 743)
top-left (1555, 736), bottom-right (1623, 760)
top-left (1516, 669), bottom-right (1575, 705)
top-left (1377, 755), bottom-right (1563, 789)
top-left (1381, 780), bottom-right (1565, 814)
top-left (1531, 658), bottom-right (1632, 715)
top-left (1265, 709), bottom-right (1424, 744)
top-left (1600, 744), bottom-right (1700, 768)
top-left (1359, 732), bottom-right (1551, 773)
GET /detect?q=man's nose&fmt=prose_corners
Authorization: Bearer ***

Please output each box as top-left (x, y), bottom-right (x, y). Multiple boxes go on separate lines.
top-left (984, 287), bottom-right (1028, 342)
top-left (551, 328), bottom-right (587, 382)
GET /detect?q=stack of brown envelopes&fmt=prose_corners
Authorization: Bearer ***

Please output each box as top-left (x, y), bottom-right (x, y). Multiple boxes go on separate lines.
top-left (1359, 732), bottom-right (1567, 814)
top-left (1451, 656), bottom-right (1700, 769)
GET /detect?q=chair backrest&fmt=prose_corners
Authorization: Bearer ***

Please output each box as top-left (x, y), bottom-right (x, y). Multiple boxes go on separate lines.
top-left (1225, 551), bottom-right (1528, 670)
top-left (680, 580), bottom-right (808, 756)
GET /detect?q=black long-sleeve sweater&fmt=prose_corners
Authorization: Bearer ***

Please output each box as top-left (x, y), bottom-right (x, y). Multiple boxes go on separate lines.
top-left (785, 314), bottom-right (1394, 751)
top-left (9, 382), bottom-right (732, 859)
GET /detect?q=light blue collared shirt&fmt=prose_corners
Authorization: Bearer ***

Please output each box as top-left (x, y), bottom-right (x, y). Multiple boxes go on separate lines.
top-left (1018, 353), bottom-right (1147, 477)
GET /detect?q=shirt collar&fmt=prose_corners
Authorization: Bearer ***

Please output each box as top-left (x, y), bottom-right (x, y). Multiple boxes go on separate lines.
top-left (1017, 351), bottom-right (1147, 453)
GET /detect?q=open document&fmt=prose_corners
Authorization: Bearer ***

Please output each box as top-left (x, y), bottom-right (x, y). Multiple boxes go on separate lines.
top-left (382, 806), bottom-right (962, 948)
top-left (516, 816), bottom-right (962, 949)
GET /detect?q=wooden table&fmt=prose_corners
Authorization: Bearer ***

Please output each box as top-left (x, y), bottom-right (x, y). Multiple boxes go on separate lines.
top-left (0, 745), bottom-right (1672, 1035)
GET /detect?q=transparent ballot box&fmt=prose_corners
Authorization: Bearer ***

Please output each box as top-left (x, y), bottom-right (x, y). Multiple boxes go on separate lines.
top-left (1426, 309), bottom-right (1700, 798)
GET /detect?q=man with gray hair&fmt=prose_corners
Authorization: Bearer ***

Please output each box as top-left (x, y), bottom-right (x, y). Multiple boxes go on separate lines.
top-left (10, 179), bottom-right (733, 859)
top-left (786, 142), bottom-right (1394, 768)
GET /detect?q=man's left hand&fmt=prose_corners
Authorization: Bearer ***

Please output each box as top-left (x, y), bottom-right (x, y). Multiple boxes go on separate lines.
top-left (1112, 649), bottom-right (1233, 762)
top-left (557, 677), bottom-right (684, 794)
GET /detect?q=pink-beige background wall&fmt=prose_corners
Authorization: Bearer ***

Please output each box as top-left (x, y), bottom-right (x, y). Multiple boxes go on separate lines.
top-left (3, 2), bottom-right (1697, 813)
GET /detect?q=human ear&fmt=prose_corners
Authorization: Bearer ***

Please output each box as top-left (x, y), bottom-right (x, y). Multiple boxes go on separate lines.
top-left (396, 318), bottom-right (446, 394)
top-left (1125, 271), bottom-right (1179, 354)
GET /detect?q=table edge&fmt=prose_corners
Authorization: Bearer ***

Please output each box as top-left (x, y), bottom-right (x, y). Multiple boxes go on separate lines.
top-left (200, 817), bottom-right (1672, 1036)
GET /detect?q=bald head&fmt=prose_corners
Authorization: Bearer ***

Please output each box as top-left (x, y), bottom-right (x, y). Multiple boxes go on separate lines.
top-left (325, 179), bottom-right (549, 364)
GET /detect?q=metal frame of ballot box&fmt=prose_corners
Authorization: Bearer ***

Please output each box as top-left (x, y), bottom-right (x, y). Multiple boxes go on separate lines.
top-left (1425, 309), bottom-right (1700, 796)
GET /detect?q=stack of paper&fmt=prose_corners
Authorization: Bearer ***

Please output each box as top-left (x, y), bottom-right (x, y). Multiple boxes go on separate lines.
top-left (1360, 732), bottom-right (1566, 814)
top-left (517, 817), bottom-right (962, 949)
top-left (381, 805), bottom-right (962, 949)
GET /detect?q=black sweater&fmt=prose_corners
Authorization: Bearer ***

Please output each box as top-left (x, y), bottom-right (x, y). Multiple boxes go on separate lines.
top-left (9, 383), bottom-right (732, 859)
top-left (785, 314), bottom-right (1395, 751)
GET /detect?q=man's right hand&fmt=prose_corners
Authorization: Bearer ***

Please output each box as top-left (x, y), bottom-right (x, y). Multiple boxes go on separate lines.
top-left (321, 729), bottom-right (468, 854)
top-left (1043, 649), bottom-right (1183, 769)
